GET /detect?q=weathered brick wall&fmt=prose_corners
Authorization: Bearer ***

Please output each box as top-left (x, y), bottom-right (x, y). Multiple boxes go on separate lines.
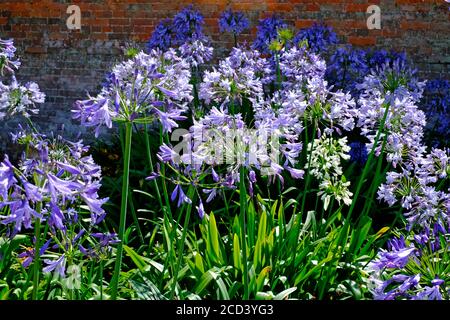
top-left (0, 0), bottom-right (449, 147)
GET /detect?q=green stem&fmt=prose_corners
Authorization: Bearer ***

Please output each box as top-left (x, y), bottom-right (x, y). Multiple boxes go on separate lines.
top-left (299, 122), bottom-right (317, 216)
top-left (26, 117), bottom-right (39, 135)
top-left (128, 191), bottom-right (144, 244)
top-left (290, 121), bottom-right (316, 268)
top-left (275, 54), bottom-right (281, 91)
top-left (240, 167), bottom-right (249, 300)
top-left (192, 67), bottom-right (200, 111)
top-left (110, 122), bottom-right (133, 300)
top-left (31, 218), bottom-right (41, 300)
top-left (169, 187), bottom-right (195, 299)
top-left (346, 103), bottom-right (390, 221)
top-left (144, 125), bottom-right (163, 208)
top-left (100, 259), bottom-right (104, 300)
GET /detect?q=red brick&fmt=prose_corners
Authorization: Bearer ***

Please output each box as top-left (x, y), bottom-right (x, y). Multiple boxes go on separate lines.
top-left (295, 19), bottom-right (315, 29)
top-left (348, 36), bottom-right (377, 46)
top-left (25, 46), bottom-right (47, 54)
top-left (400, 21), bottom-right (431, 30)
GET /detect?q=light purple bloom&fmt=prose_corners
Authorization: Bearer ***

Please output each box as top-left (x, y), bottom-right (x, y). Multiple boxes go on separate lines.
top-left (43, 255), bottom-right (67, 277)
top-left (171, 185), bottom-right (192, 207)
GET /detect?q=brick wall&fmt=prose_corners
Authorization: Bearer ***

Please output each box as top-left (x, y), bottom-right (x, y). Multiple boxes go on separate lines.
top-left (0, 0), bottom-right (449, 146)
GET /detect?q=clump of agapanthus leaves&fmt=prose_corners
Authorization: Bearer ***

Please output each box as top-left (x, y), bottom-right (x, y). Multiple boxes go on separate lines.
top-left (0, 38), bottom-right (45, 121)
top-left (0, 128), bottom-right (113, 280)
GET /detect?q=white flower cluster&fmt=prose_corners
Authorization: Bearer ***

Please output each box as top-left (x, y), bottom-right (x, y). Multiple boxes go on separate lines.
top-left (305, 134), bottom-right (353, 209)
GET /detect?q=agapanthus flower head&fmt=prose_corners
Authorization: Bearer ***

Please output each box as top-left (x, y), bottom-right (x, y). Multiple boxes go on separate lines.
top-left (367, 49), bottom-right (407, 71)
top-left (219, 9), bottom-right (250, 35)
top-left (252, 15), bottom-right (287, 54)
top-left (173, 5), bottom-right (204, 45)
top-left (325, 45), bottom-right (368, 95)
top-left (368, 228), bottom-right (450, 300)
top-left (147, 18), bottom-right (174, 51)
top-left (0, 38), bottom-right (21, 74)
top-left (199, 47), bottom-right (266, 106)
top-left (179, 37), bottom-right (214, 68)
top-left (1, 128), bottom-right (114, 277)
top-left (0, 76), bottom-right (45, 120)
top-left (278, 45), bottom-right (326, 89)
top-left (274, 46), bottom-right (358, 135)
top-left (357, 57), bottom-right (427, 167)
top-left (349, 141), bottom-right (368, 166)
top-left (293, 23), bottom-right (338, 54)
top-left (305, 133), bottom-right (353, 209)
top-left (73, 49), bottom-right (193, 136)
top-left (378, 148), bottom-right (450, 230)
top-left (420, 79), bottom-right (450, 147)
top-left (366, 57), bottom-right (424, 103)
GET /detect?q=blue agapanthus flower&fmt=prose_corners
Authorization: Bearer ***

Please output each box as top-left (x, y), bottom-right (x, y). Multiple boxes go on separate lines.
top-left (172, 5), bottom-right (204, 45)
top-left (293, 23), bottom-right (338, 54)
top-left (369, 224), bottom-right (449, 300)
top-left (0, 38), bottom-right (21, 74)
top-left (366, 49), bottom-right (407, 70)
top-left (420, 79), bottom-right (450, 147)
top-left (219, 9), bottom-right (250, 35)
top-left (147, 18), bottom-right (173, 51)
top-left (252, 15), bottom-right (287, 54)
top-left (326, 46), bottom-right (369, 94)
top-left (349, 141), bottom-right (368, 166)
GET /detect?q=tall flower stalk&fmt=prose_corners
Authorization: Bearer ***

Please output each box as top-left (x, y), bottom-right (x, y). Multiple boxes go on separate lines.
top-left (110, 122), bottom-right (132, 300)
top-left (74, 49), bottom-right (193, 299)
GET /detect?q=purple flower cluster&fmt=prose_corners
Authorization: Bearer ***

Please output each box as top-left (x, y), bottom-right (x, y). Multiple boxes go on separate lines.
top-left (147, 6), bottom-right (204, 51)
top-left (219, 10), bottom-right (250, 36)
top-left (349, 141), bottom-right (368, 166)
top-left (367, 60), bottom-right (450, 300)
top-left (199, 47), bottom-right (268, 106)
top-left (0, 76), bottom-right (45, 120)
top-left (0, 38), bottom-right (21, 74)
top-left (274, 46), bottom-right (357, 136)
top-left (73, 49), bottom-right (193, 136)
top-left (357, 59), bottom-right (426, 167)
top-left (0, 129), bottom-right (114, 277)
top-left (179, 38), bottom-right (214, 68)
top-left (368, 226), bottom-right (449, 300)
top-left (326, 46), bottom-right (368, 95)
top-left (147, 19), bottom-right (173, 52)
top-left (172, 5), bottom-right (205, 45)
top-left (0, 38), bottom-right (44, 120)
top-left (420, 79), bottom-right (450, 147)
top-left (378, 148), bottom-right (450, 230)
top-left (325, 45), bottom-right (409, 96)
top-left (252, 16), bottom-right (287, 54)
top-left (293, 23), bottom-right (338, 54)
top-left (152, 43), bottom-right (361, 217)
